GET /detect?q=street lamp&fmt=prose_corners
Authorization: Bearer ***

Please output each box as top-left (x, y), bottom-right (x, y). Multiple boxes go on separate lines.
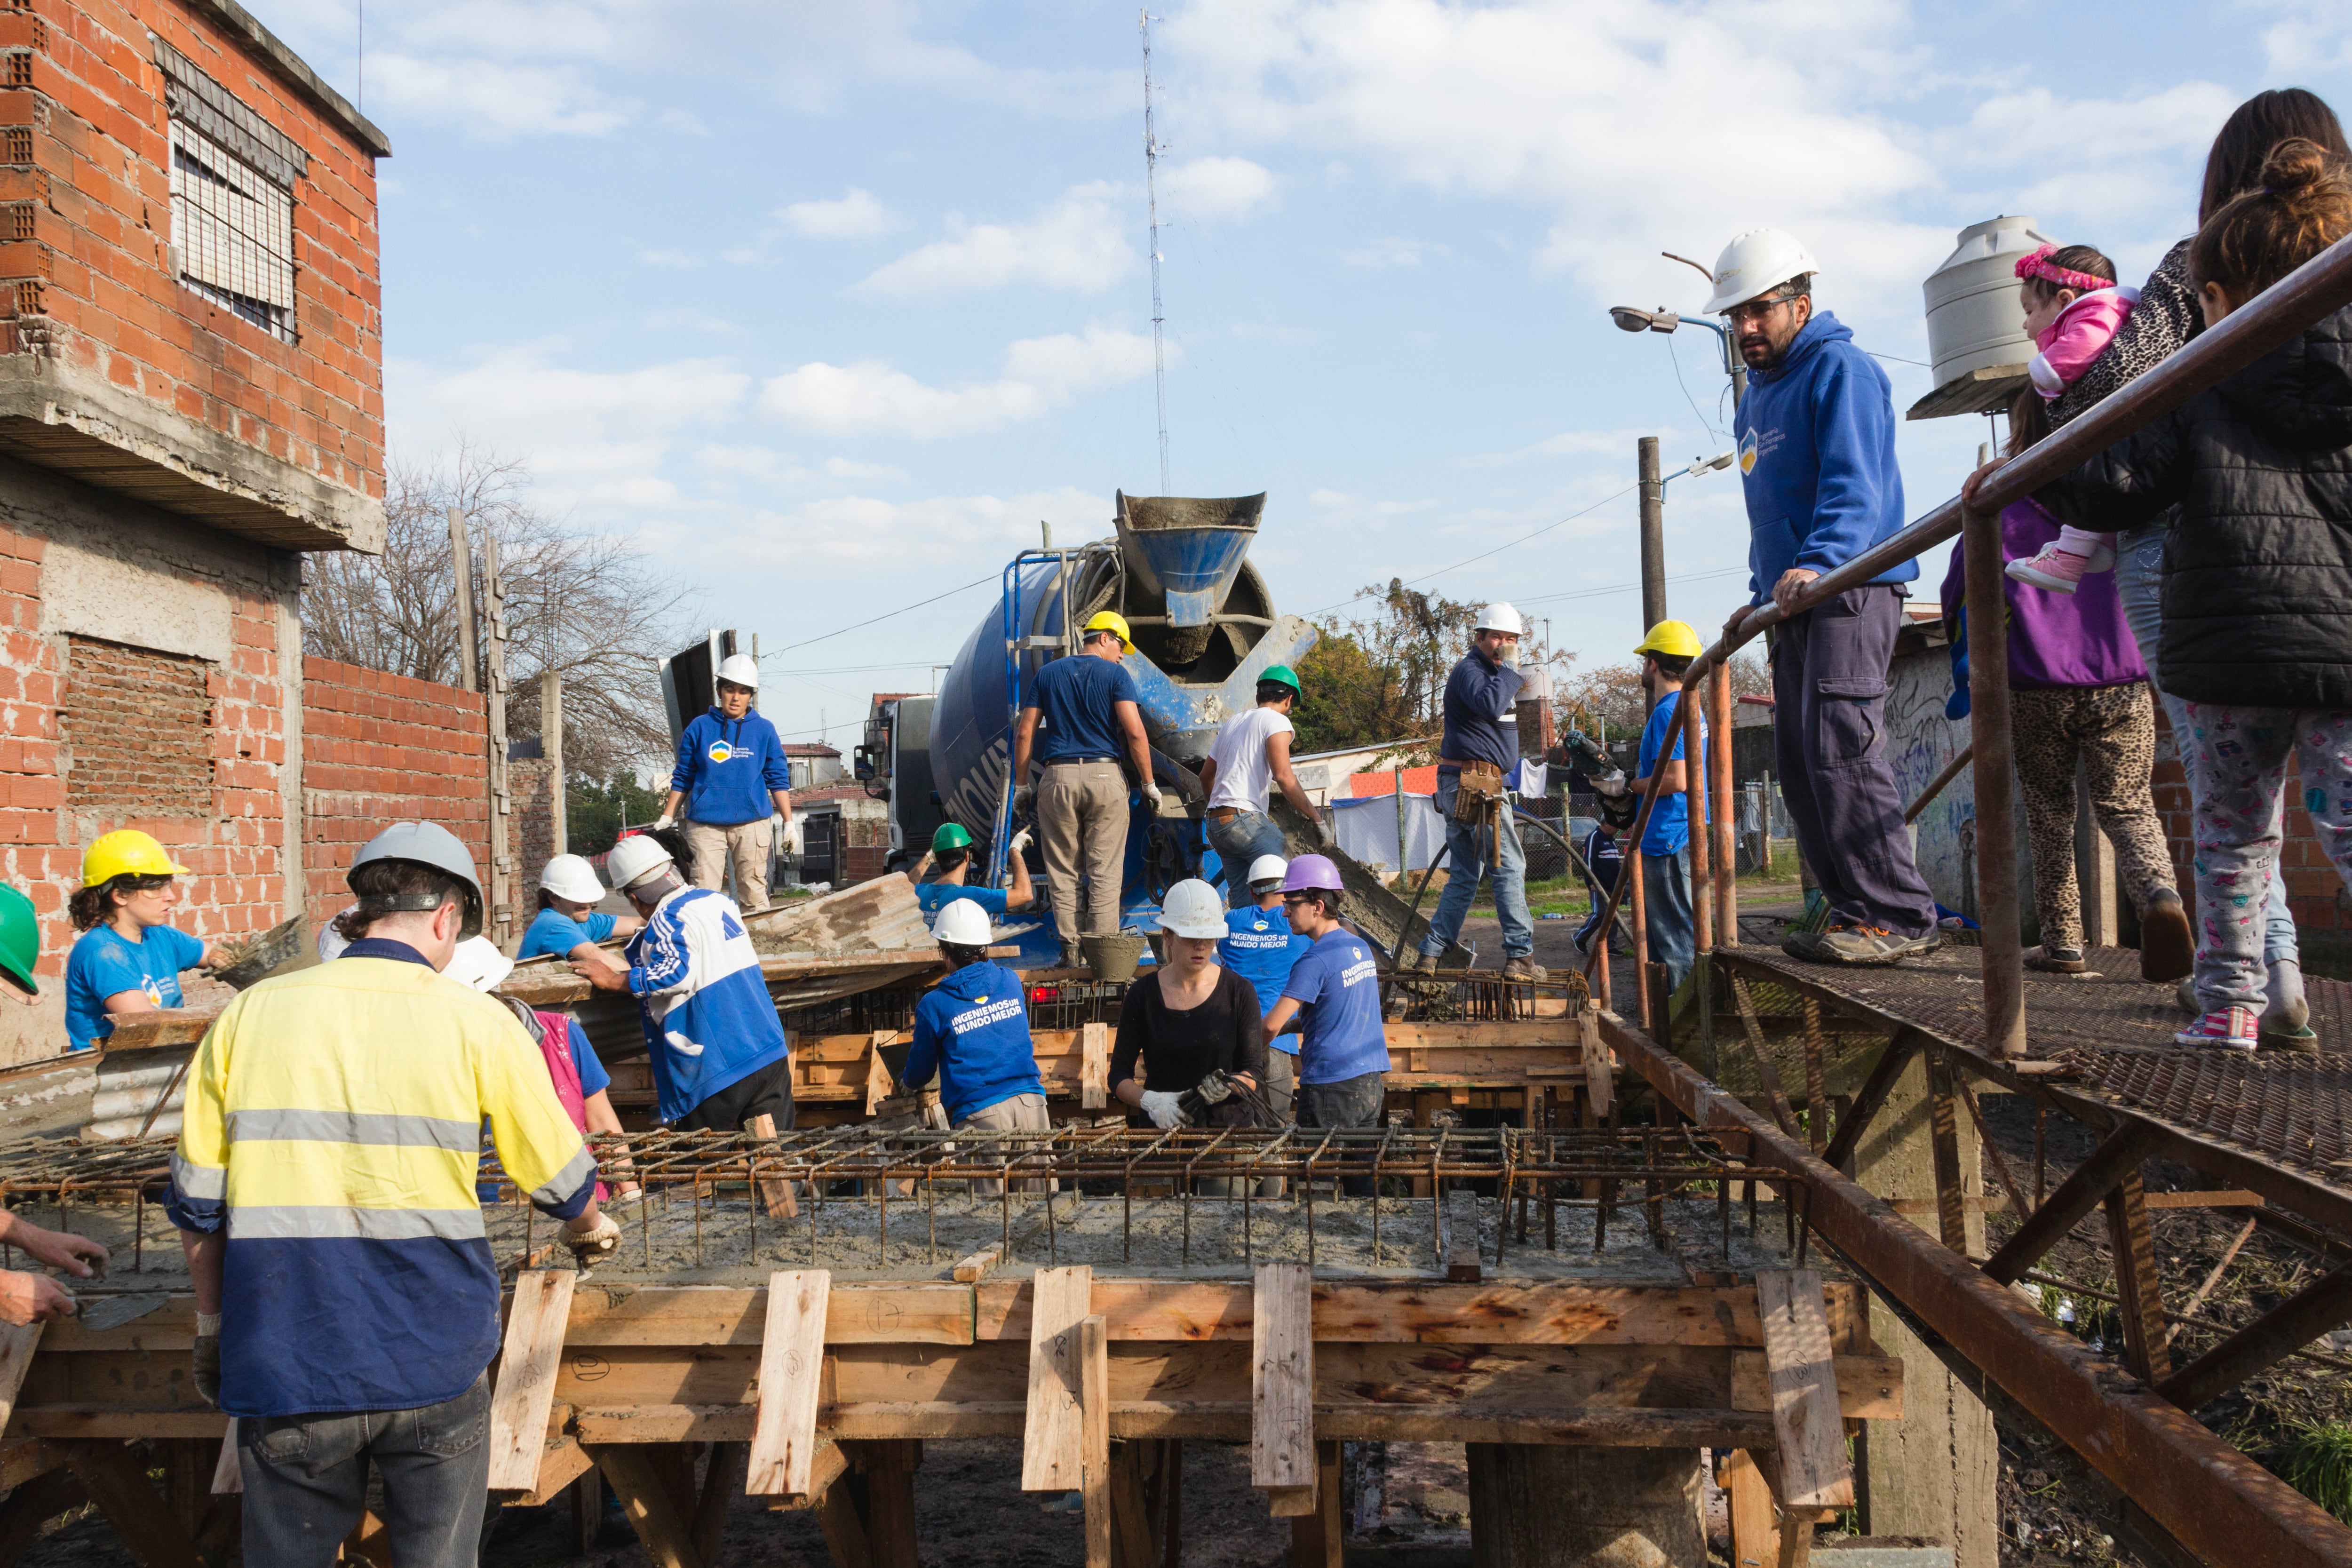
top-left (1610, 305), bottom-right (1748, 408)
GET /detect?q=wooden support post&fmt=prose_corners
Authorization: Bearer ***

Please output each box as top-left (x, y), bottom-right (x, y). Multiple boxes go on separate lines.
top-left (1468, 1446), bottom-right (1705, 1566)
top-left (1800, 1000), bottom-right (1828, 1158)
top-left (484, 529), bottom-right (514, 947)
top-left (489, 1269), bottom-right (576, 1492)
top-left (1081, 1021), bottom-right (1111, 1111)
top-left (573, 1465), bottom-right (604, 1558)
top-left (1109, 1442), bottom-right (1159, 1568)
top-left (1162, 1439), bottom-right (1184, 1568)
top-left (813, 1470), bottom-right (873, 1568)
top-left (1927, 1053), bottom-right (1970, 1254)
top-left (1629, 847), bottom-right (1650, 1033)
top-left (448, 506), bottom-right (477, 692)
top-left (1724, 1449), bottom-right (1783, 1568)
top-left (543, 669), bottom-right (568, 856)
top-left (1082, 1316), bottom-right (1112, 1568)
top-left (64, 1442), bottom-right (204, 1568)
top-left (746, 1112), bottom-right (798, 1218)
top-left (1710, 663), bottom-right (1738, 944)
top-left (2104, 1172), bottom-right (2171, 1385)
top-left (748, 1269), bottom-right (831, 1497)
top-left (1288, 1442), bottom-right (1343, 1568)
top-left (1962, 503), bottom-right (2027, 1058)
top-left (1446, 1188), bottom-right (1484, 1282)
top-left (1252, 1261), bottom-right (1316, 1515)
top-left (1023, 1265), bottom-right (1095, 1492)
top-left (847, 1441), bottom-right (920, 1568)
top-left (692, 1442), bottom-right (746, 1568)
top-left (589, 1443), bottom-right (705, 1568)
top-left (1756, 1270), bottom-right (1855, 1512)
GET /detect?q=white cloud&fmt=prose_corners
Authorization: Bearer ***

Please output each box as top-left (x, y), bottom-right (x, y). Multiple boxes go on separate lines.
top-left (856, 183), bottom-right (1136, 298)
top-left (721, 487), bottom-right (1111, 569)
top-left (1342, 237), bottom-right (1446, 269)
top-left (1460, 426), bottom-right (1682, 467)
top-left (759, 326), bottom-right (1161, 439)
top-left (824, 457), bottom-right (910, 482)
top-left (638, 249), bottom-right (700, 270)
top-left (362, 54), bottom-right (629, 138)
top-left (1159, 156), bottom-right (1279, 222)
top-left (782, 189), bottom-right (899, 240)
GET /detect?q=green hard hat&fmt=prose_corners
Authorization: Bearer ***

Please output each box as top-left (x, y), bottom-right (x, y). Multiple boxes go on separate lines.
top-left (932, 823), bottom-right (974, 853)
top-left (0, 885), bottom-right (37, 995)
top-left (1260, 664), bottom-right (1303, 695)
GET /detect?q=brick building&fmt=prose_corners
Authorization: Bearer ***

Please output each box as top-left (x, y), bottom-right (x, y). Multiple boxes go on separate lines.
top-left (0, 0), bottom-right (385, 1061)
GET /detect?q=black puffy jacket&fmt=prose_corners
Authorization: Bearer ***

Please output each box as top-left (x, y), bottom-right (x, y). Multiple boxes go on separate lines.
top-left (2038, 304), bottom-right (2352, 709)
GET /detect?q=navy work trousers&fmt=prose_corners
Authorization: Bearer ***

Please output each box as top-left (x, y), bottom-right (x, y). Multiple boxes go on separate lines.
top-left (1771, 585), bottom-right (1939, 939)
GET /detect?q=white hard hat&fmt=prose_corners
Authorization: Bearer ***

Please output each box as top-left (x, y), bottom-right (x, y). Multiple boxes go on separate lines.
top-left (1474, 602), bottom-right (1526, 637)
top-left (716, 653), bottom-right (760, 691)
top-left (606, 834), bottom-right (675, 893)
top-left (1246, 854), bottom-right (1289, 887)
top-left (1702, 228), bottom-right (1821, 314)
top-left (1160, 879), bottom-right (1228, 939)
top-left (443, 935), bottom-right (514, 993)
top-left (540, 853), bottom-right (605, 905)
top-left (933, 899), bottom-right (994, 948)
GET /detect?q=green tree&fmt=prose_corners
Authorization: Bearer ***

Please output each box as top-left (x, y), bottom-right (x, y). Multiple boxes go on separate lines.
top-left (1290, 579), bottom-right (1482, 756)
top-left (567, 772), bottom-right (667, 855)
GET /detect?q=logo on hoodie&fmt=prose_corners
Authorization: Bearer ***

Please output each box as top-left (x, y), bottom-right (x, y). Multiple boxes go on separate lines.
top-left (1739, 427), bottom-right (1758, 475)
top-left (707, 740), bottom-right (735, 764)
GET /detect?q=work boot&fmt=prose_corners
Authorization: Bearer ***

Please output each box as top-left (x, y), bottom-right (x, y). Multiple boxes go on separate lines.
top-left (1808, 925), bottom-right (1941, 966)
top-left (1502, 955), bottom-right (1545, 981)
top-left (1061, 940), bottom-right (1086, 971)
top-left (2262, 958), bottom-right (2318, 1051)
top-left (1402, 951), bottom-right (1438, 978)
top-left (2138, 888), bottom-right (2194, 983)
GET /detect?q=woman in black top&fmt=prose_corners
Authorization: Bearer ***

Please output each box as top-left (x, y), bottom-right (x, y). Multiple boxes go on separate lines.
top-left (1112, 880), bottom-right (1267, 1152)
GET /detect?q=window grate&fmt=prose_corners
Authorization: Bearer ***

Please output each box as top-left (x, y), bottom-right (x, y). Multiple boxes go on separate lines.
top-left (169, 118), bottom-right (293, 343)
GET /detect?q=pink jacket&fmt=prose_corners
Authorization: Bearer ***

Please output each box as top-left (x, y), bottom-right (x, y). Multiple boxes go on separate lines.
top-left (2030, 286), bottom-right (2140, 398)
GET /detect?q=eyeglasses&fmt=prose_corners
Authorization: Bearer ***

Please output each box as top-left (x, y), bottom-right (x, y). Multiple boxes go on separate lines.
top-left (1280, 892), bottom-right (1317, 905)
top-left (1723, 294), bottom-right (1800, 326)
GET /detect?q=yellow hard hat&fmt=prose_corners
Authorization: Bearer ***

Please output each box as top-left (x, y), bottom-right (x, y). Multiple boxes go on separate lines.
top-left (81, 829), bottom-right (190, 888)
top-left (1082, 610), bottom-right (1132, 651)
top-left (1632, 620), bottom-right (1703, 661)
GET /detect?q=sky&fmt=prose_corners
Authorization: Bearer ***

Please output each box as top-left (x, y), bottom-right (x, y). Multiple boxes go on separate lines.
top-left (255, 0), bottom-right (2352, 749)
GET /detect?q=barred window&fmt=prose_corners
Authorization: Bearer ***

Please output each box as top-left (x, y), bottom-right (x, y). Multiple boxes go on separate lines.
top-left (155, 39), bottom-right (306, 345)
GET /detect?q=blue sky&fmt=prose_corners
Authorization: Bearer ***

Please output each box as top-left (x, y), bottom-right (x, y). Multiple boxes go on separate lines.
top-left (258, 0), bottom-right (2352, 747)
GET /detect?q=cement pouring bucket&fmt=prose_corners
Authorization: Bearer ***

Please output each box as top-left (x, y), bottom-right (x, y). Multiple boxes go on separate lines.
top-left (1081, 932), bottom-right (1148, 983)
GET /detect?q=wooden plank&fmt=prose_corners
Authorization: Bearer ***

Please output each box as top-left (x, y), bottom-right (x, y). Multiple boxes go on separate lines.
top-left (1723, 1449), bottom-right (1782, 1568)
top-left (690, 1441), bottom-right (745, 1568)
top-left (518, 1434), bottom-right (595, 1507)
top-left (0, 1324), bottom-right (40, 1433)
top-left (556, 1282), bottom-right (971, 1347)
top-left (1730, 1354), bottom-right (1903, 1421)
top-left (768, 1439), bottom-right (847, 1512)
top-left (1251, 1262), bottom-right (1314, 1500)
top-left (1108, 1441), bottom-right (1158, 1568)
top-left (588, 1442), bottom-right (704, 1568)
top-left (1082, 1316), bottom-right (1112, 1568)
top-left (1754, 1269), bottom-right (1853, 1512)
top-left (1289, 1441), bottom-right (1343, 1568)
top-left (64, 1441), bottom-right (203, 1568)
top-left (1580, 1008), bottom-right (1613, 1120)
top-left (0, 1438), bottom-right (64, 1493)
top-left (852, 1440), bottom-right (922, 1568)
top-left (5, 1409), bottom-right (228, 1439)
top-left (952, 1244), bottom-right (1003, 1285)
top-left (747, 1270), bottom-right (830, 1498)
top-left (863, 1033), bottom-right (896, 1119)
top-left (745, 1114), bottom-right (799, 1219)
top-left (1081, 1022), bottom-right (1111, 1111)
top-left (2145, 1189), bottom-right (2264, 1210)
top-left (1021, 1265), bottom-right (1094, 1492)
top-left (488, 1269), bottom-right (576, 1492)
top-left (1446, 1191), bottom-right (1483, 1282)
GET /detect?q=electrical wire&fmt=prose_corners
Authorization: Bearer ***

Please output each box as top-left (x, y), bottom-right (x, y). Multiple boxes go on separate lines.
top-left (1515, 564), bottom-right (1750, 607)
top-left (767, 573), bottom-right (997, 655)
top-left (1303, 479), bottom-right (1643, 619)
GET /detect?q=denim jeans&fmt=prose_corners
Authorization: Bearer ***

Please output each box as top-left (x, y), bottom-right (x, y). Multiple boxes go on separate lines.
top-left (239, 1373), bottom-right (491, 1568)
top-left (1643, 844), bottom-right (1695, 994)
top-left (1206, 808), bottom-right (1291, 908)
top-left (2115, 525), bottom-right (2297, 965)
top-left (1418, 777), bottom-right (1534, 960)
top-left (1297, 1070), bottom-right (1385, 1196)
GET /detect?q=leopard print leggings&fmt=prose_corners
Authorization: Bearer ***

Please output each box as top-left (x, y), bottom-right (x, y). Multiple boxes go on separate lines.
top-left (2011, 682), bottom-right (2177, 953)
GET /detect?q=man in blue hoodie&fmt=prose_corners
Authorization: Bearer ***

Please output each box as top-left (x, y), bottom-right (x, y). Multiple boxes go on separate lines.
top-left (1713, 228), bottom-right (1939, 966)
top-left (655, 653), bottom-right (794, 911)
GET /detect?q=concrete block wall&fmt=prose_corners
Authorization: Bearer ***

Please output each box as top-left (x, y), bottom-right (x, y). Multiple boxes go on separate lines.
top-left (510, 753), bottom-right (552, 885)
top-left (299, 655), bottom-right (485, 926)
top-left (0, 0), bottom-right (384, 503)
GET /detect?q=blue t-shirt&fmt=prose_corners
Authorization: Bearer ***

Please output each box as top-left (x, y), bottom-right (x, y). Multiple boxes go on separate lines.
top-left (518, 907), bottom-right (618, 961)
top-left (64, 923), bottom-right (207, 1051)
top-left (563, 1017), bottom-right (611, 1098)
top-left (1029, 654), bottom-right (1142, 764)
top-left (904, 961), bottom-right (1044, 1124)
top-left (1219, 906), bottom-right (1312, 1054)
top-left (1281, 928), bottom-right (1390, 1085)
top-left (1636, 692), bottom-right (1707, 858)
top-left (917, 881), bottom-right (1009, 920)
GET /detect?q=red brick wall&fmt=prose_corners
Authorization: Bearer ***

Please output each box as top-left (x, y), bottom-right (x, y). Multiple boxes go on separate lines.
top-left (0, 0), bottom-right (382, 502)
top-left (2151, 704), bottom-right (2352, 943)
top-left (299, 656), bottom-right (485, 925)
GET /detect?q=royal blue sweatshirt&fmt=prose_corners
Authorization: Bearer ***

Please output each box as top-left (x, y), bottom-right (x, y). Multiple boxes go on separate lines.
top-left (670, 707), bottom-right (792, 826)
top-left (906, 962), bottom-right (1043, 1125)
top-left (1735, 311), bottom-right (1916, 603)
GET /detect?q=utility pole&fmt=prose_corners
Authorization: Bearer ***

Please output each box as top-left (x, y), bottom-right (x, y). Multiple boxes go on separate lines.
top-left (448, 507), bottom-right (477, 692)
top-left (1637, 436), bottom-right (1667, 630)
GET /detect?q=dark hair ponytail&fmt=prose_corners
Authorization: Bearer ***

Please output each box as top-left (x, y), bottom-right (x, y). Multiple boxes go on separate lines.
top-left (2191, 138), bottom-right (2352, 303)
top-left (2201, 89), bottom-right (2352, 224)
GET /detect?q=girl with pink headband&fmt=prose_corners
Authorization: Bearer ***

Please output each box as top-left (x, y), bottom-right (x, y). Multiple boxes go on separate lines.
top-left (2004, 244), bottom-right (2141, 591)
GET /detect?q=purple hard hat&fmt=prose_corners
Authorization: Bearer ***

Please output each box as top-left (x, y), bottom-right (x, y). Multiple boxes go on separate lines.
top-left (1279, 854), bottom-right (1344, 893)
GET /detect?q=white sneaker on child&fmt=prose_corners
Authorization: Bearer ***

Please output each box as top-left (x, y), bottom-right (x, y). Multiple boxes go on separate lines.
top-left (2007, 543), bottom-right (2095, 594)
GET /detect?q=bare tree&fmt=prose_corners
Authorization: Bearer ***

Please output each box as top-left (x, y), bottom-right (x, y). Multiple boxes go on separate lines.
top-left (303, 438), bottom-right (700, 779)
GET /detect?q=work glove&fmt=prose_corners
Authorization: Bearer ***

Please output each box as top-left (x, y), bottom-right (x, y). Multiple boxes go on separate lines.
top-left (193, 1312), bottom-right (221, 1408)
top-left (1139, 1090), bottom-right (1186, 1130)
top-left (1008, 828), bottom-right (1033, 857)
top-left (1140, 780), bottom-right (1165, 812)
top-left (1314, 817), bottom-right (1337, 849)
top-left (564, 1213), bottom-right (622, 1266)
top-left (1012, 785), bottom-right (1036, 817)
top-left (652, 814), bottom-right (675, 832)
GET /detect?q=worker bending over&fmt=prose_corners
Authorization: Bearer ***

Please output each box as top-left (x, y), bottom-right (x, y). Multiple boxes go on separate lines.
top-left (904, 899), bottom-right (1049, 1195)
top-left (1406, 604), bottom-right (1541, 980)
top-left (1260, 856), bottom-right (1389, 1194)
top-left (1009, 612), bottom-right (1161, 969)
top-left (1198, 664), bottom-right (1332, 908)
top-left (654, 654), bottom-right (794, 912)
top-left (64, 830), bottom-right (226, 1052)
top-left (578, 835), bottom-right (794, 1133)
top-left (518, 853), bottom-right (641, 967)
top-left (1630, 622), bottom-right (1708, 994)
top-left (166, 822), bottom-right (616, 1568)
top-left (911, 822), bottom-right (1036, 926)
top-left (0, 883), bottom-right (112, 1323)
top-left (1216, 854), bottom-right (1311, 1122)
top-left (1112, 880), bottom-right (1266, 1193)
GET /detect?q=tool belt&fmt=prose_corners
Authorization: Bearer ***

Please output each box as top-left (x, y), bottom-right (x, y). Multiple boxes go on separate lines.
top-left (1447, 760), bottom-right (1508, 868)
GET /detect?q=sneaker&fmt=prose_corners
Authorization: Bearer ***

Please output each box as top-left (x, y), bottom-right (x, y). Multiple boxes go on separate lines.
top-left (2006, 544), bottom-right (2094, 594)
top-left (2138, 889), bottom-right (2194, 983)
top-left (1781, 927), bottom-right (1826, 960)
top-left (1808, 925), bottom-right (1943, 966)
top-left (2026, 945), bottom-right (2087, 973)
top-left (2176, 1006), bottom-right (2257, 1051)
top-left (1502, 955), bottom-right (1545, 981)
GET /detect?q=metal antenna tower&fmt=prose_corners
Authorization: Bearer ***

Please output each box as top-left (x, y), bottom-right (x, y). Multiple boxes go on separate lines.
top-left (1140, 9), bottom-right (1169, 494)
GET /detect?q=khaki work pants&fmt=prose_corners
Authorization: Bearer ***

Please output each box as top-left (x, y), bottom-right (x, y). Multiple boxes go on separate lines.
top-left (1037, 760), bottom-right (1130, 944)
top-left (684, 818), bottom-right (775, 911)
top-left (954, 1091), bottom-right (1054, 1196)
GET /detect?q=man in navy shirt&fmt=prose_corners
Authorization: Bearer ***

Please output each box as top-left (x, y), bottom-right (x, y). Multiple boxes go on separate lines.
top-left (1631, 623), bottom-right (1708, 993)
top-left (1406, 603), bottom-right (1538, 979)
top-left (1261, 855), bottom-right (1388, 1194)
top-left (1009, 612), bottom-right (1162, 968)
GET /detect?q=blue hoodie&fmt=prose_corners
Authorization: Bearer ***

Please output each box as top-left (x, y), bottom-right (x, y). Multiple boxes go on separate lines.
top-left (1735, 311), bottom-right (1916, 604)
top-left (905, 961), bottom-right (1043, 1124)
top-left (671, 707), bottom-right (792, 826)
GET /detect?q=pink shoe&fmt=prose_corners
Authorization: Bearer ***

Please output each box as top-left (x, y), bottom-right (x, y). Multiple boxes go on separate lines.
top-left (2007, 543), bottom-right (2095, 593)
top-left (2175, 1005), bottom-right (2257, 1051)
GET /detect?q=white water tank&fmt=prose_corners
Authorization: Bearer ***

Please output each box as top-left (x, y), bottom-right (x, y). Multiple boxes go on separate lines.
top-left (1908, 215), bottom-right (2055, 420)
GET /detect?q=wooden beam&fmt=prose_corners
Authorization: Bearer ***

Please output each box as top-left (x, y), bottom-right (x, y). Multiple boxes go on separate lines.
top-left (1445, 1190), bottom-right (1483, 1283)
top-left (1081, 1022), bottom-right (1111, 1111)
top-left (952, 1244), bottom-right (1003, 1286)
top-left (1252, 1261), bottom-right (1315, 1513)
top-left (64, 1441), bottom-right (204, 1568)
top-left (813, 1469), bottom-right (873, 1568)
top-left (488, 1269), bottom-right (576, 1492)
top-left (747, 1270), bottom-right (831, 1498)
top-left (0, 1325), bottom-right (40, 1435)
top-left (2105, 1171), bottom-right (2171, 1385)
top-left (1983, 1121), bottom-right (2163, 1285)
top-left (1754, 1270), bottom-right (1853, 1512)
top-left (1022, 1266), bottom-right (1095, 1492)
top-left (1082, 1316), bottom-right (1112, 1568)
top-left (1107, 1441), bottom-right (1159, 1568)
top-left (769, 1440), bottom-right (848, 1512)
top-left (843, 1440), bottom-right (921, 1568)
top-left (1723, 1449), bottom-right (1782, 1568)
top-left (588, 1442), bottom-right (705, 1568)
top-left (1730, 1354), bottom-right (1903, 1421)
top-left (690, 1441), bottom-right (746, 1568)
top-left (0, 1438), bottom-right (64, 1494)
top-left (2159, 1257), bottom-right (2352, 1413)
top-left (1287, 1441), bottom-right (1343, 1567)
top-left (744, 1113), bottom-right (798, 1218)
top-left (517, 1435), bottom-right (595, 1507)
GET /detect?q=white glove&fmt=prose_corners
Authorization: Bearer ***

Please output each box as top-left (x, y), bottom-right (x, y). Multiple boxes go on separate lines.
top-left (1008, 828), bottom-right (1033, 856)
top-left (1012, 785), bottom-right (1036, 816)
top-left (652, 814), bottom-right (675, 832)
top-left (1314, 817), bottom-right (1337, 849)
top-left (782, 817), bottom-right (804, 856)
top-left (1139, 1090), bottom-right (1186, 1130)
top-left (1141, 780), bottom-right (1165, 811)
top-left (565, 1212), bottom-right (621, 1264)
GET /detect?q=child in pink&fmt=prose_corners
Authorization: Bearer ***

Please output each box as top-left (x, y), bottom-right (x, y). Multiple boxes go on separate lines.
top-left (2004, 244), bottom-right (2139, 593)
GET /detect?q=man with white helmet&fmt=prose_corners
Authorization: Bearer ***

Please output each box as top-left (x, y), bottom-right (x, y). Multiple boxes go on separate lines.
top-left (1404, 603), bottom-right (1541, 980)
top-left (654, 653), bottom-right (794, 912)
top-left (1216, 853), bottom-right (1312, 1121)
top-left (576, 832), bottom-right (795, 1133)
top-left (1707, 228), bottom-right (1940, 965)
top-left (903, 899), bottom-right (1049, 1172)
top-left (166, 822), bottom-right (614, 1563)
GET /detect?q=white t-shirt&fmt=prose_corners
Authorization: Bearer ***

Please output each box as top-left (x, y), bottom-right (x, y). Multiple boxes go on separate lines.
top-left (1207, 707), bottom-right (1294, 812)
